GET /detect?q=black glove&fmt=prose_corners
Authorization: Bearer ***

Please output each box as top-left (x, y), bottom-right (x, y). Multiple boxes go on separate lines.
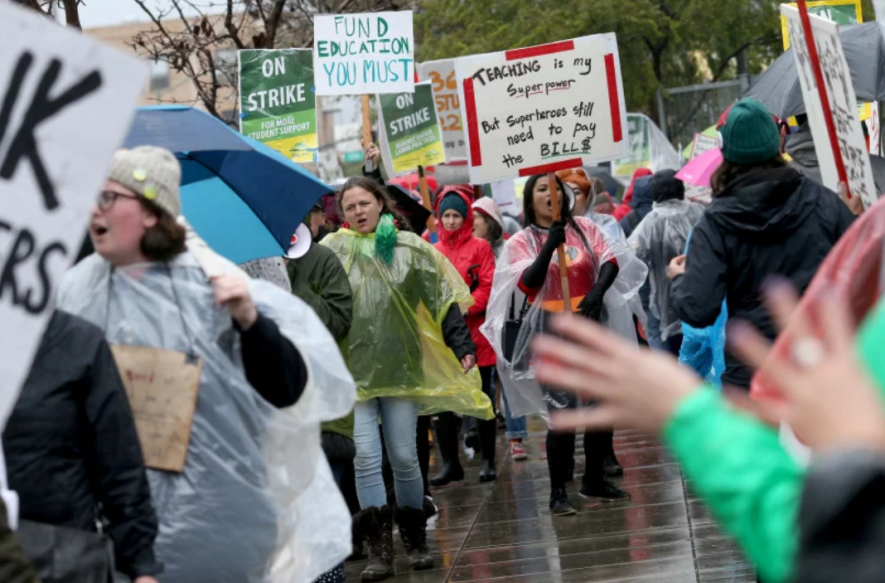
top-left (578, 293), bottom-right (603, 321)
top-left (542, 221), bottom-right (567, 254)
top-left (467, 264), bottom-right (481, 293)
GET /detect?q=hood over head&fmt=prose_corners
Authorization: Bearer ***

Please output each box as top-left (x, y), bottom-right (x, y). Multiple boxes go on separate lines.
top-left (434, 185), bottom-right (475, 246)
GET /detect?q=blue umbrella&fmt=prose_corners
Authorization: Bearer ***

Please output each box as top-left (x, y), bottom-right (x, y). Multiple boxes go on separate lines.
top-left (123, 105), bottom-right (331, 265)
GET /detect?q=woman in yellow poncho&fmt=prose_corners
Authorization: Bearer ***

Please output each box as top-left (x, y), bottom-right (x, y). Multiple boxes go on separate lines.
top-left (321, 176), bottom-right (492, 582)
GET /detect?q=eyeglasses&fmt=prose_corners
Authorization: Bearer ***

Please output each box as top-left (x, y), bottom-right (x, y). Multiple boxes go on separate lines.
top-left (97, 190), bottom-right (138, 211)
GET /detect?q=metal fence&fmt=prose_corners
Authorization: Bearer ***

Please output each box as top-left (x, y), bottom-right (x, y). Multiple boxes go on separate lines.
top-left (657, 78), bottom-right (749, 151)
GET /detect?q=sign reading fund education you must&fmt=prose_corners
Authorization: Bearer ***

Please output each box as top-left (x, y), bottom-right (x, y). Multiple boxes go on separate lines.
top-left (238, 49), bottom-right (317, 163)
top-left (455, 35), bottom-right (628, 184)
top-left (378, 82), bottom-right (446, 175)
top-left (313, 11), bottom-right (414, 95)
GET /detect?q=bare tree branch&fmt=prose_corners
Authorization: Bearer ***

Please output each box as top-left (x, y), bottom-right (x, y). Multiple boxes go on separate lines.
top-left (225, 0), bottom-right (246, 49)
top-left (264, 0), bottom-right (286, 48)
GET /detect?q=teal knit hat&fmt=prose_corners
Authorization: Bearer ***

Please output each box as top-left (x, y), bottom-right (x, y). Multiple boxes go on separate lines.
top-left (720, 99), bottom-right (780, 165)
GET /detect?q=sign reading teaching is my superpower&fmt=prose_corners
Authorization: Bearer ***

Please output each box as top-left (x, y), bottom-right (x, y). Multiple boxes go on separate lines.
top-left (455, 34), bottom-right (628, 184)
top-left (313, 11), bottom-right (415, 95)
top-left (0, 3), bottom-right (148, 428)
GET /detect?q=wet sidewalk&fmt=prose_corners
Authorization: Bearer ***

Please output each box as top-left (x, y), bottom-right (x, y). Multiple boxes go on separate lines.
top-left (346, 421), bottom-right (754, 583)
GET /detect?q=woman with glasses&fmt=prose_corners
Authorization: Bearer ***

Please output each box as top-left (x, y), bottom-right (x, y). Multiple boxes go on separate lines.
top-left (57, 147), bottom-right (356, 583)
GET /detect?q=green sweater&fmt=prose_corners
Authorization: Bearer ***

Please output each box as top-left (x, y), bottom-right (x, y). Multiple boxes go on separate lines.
top-left (286, 243), bottom-right (355, 439)
top-left (664, 298), bottom-right (885, 583)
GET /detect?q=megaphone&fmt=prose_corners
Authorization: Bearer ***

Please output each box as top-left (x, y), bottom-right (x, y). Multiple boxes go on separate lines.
top-left (286, 223), bottom-right (312, 259)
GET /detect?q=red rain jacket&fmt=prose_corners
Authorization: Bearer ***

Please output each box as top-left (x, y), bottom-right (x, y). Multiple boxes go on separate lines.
top-left (433, 186), bottom-right (497, 367)
top-left (612, 167), bottom-right (653, 221)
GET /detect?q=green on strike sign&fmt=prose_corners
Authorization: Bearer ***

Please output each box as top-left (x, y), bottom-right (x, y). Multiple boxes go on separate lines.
top-left (378, 82), bottom-right (446, 175)
top-left (238, 49), bottom-right (317, 163)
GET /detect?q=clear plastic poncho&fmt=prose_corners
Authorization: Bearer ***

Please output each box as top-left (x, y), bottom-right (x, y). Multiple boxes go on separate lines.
top-left (321, 229), bottom-right (493, 419)
top-left (56, 250), bottom-right (356, 583)
top-left (481, 217), bottom-right (647, 419)
top-left (627, 199), bottom-right (704, 341)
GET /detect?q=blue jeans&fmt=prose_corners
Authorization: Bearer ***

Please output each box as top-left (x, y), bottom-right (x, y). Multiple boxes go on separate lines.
top-left (354, 397), bottom-right (423, 510)
top-left (500, 373), bottom-right (528, 440)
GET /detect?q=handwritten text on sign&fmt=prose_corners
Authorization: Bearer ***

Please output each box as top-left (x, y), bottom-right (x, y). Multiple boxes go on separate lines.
top-left (782, 5), bottom-right (876, 209)
top-left (418, 59), bottom-right (467, 161)
top-left (0, 3), bottom-right (148, 430)
top-left (313, 11), bottom-right (414, 95)
top-left (455, 35), bottom-right (628, 184)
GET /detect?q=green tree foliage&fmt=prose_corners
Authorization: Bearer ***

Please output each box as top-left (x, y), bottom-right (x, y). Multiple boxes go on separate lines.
top-left (415, 0), bottom-right (783, 117)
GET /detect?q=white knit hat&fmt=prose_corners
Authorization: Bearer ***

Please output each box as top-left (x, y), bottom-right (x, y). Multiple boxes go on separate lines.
top-left (107, 146), bottom-right (181, 218)
top-left (472, 197), bottom-right (504, 230)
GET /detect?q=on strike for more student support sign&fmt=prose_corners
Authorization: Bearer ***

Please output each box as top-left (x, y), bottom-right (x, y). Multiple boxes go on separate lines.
top-left (238, 49), bottom-right (318, 163)
top-left (377, 82), bottom-right (447, 176)
top-left (455, 34), bottom-right (628, 184)
top-left (0, 3), bottom-right (148, 428)
top-left (313, 11), bottom-right (415, 95)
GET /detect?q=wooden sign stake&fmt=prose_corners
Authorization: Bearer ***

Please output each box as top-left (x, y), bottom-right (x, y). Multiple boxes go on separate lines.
top-left (417, 165), bottom-right (437, 234)
top-left (547, 172), bottom-right (571, 312)
top-left (361, 94), bottom-right (374, 172)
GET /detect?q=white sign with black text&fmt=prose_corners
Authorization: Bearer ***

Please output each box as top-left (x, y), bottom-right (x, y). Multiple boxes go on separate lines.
top-left (0, 3), bottom-right (148, 429)
top-left (782, 4), bottom-right (877, 208)
top-left (455, 34), bottom-right (629, 184)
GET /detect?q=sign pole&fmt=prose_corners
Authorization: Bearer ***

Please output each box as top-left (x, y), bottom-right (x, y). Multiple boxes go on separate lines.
top-left (361, 94), bottom-right (374, 173)
top-left (547, 172), bottom-right (571, 312)
top-left (417, 165), bottom-right (437, 237)
top-left (797, 0), bottom-right (852, 197)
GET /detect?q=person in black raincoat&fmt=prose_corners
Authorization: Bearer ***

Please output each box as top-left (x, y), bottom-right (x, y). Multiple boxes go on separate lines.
top-left (4, 310), bottom-right (161, 582)
top-left (670, 99), bottom-right (855, 389)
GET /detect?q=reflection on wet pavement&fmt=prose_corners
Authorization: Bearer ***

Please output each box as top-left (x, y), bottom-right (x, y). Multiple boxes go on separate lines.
top-left (345, 421), bottom-right (754, 582)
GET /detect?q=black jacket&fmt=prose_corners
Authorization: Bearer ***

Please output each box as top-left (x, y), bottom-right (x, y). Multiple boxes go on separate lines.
top-left (3, 310), bottom-right (160, 579)
top-left (671, 167), bottom-right (854, 387)
top-left (796, 449), bottom-right (885, 583)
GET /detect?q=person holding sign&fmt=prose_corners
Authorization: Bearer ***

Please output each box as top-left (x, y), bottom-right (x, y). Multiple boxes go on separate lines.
top-left (322, 177), bottom-right (492, 581)
top-left (56, 147), bottom-right (355, 583)
top-left (432, 186), bottom-right (499, 484)
top-left (481, 174), bottom-right (646, 516)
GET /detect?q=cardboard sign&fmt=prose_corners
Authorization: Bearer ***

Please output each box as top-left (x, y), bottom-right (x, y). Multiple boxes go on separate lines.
top-left (612, 114), bottom-right (650, 177)
top-left (111, 345), bottom-right (202, 473)
top-left (0, 3), bottom-right (147, 430)
top-left (782, 5), bottom-right (877, 208)
top-left (238, 49), bottom-right (317, 163)
top-left (417, 59), bottom-right (467, 161)
top-left (377, 82), bottom-right (446, 176)
top-left (313, 12), bottom-right (415, 95)
top-left (455, 34), bottom-right (628, 184)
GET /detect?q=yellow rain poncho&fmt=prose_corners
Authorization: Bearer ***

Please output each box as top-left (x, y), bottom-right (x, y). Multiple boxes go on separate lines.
top-left (322, 227), bottom-right (493, 419)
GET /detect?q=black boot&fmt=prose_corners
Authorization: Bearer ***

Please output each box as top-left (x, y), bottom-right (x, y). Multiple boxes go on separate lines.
top-left (355, 506), bottom-right (395, 582)
top-left (395, 505), bottom-right (434, 570)
top-left (348, 512), bottom-right (366, 562)
top-left (478, 417), bottom-right (497, 483)
top-left (601, 430), bottom-right (623, 477)
top-left (430, 413), bottom-right (464, 487)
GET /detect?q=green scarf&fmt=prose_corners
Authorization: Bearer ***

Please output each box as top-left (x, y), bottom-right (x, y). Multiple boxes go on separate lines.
top-left (375, 213), bottom-right (397, 265)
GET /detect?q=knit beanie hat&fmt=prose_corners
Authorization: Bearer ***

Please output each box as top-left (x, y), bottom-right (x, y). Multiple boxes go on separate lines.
top-left (651, 169), bottom-right (685, 203)
top-left (438, 192), bottom-right (468, 218)
top-left (472, 197), bottom-right (504, 230)
top-left (719, 99), bottom-right (781, 165)
top-left (107, 146), bottom-right (181, 217)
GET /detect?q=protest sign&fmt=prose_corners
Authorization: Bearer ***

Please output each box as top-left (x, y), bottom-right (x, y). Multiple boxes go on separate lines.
top-left (490, 179), bottom-right (519, 213)
top-left (689, 132), bottom-right (720, 159)
top-left (0, 3), bottom-right (148, 429)
top-left (377, 82), bottom-right (446, 176)
top-left (313, 12), bottom-right (415, 95)
top-left (238, 49), bottom-right (317, 163)
top-left (781, 0), bottom-right (861, 49)
top-left (455, 34), bottom-right (629, 184)
top-left (611, 114), bottom-right (680, 178)
top-left (418, 59), bottom-right (467, 161)
top-left (783, 4), bottom-right (877, 208)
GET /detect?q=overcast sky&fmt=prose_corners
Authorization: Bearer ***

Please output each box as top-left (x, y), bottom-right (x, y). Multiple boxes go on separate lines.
top-left (79, 0), bottom-right (223, 28)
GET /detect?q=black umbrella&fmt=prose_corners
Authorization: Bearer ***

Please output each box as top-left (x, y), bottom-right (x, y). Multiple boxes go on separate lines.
top-left (742, 22), bottom-right (885, 118)
top-left (385, 184), bottom-right (432, 233)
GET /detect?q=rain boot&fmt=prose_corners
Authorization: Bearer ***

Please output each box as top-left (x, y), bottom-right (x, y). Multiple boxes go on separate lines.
top-left (430, 413), bottom-right (464, 486)
top-left (355, 505), bottom-right (395, 582)
top-left (478, 417), bottom-right (497, 483)
top-left (394, 505), bottom-right (434, 570)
